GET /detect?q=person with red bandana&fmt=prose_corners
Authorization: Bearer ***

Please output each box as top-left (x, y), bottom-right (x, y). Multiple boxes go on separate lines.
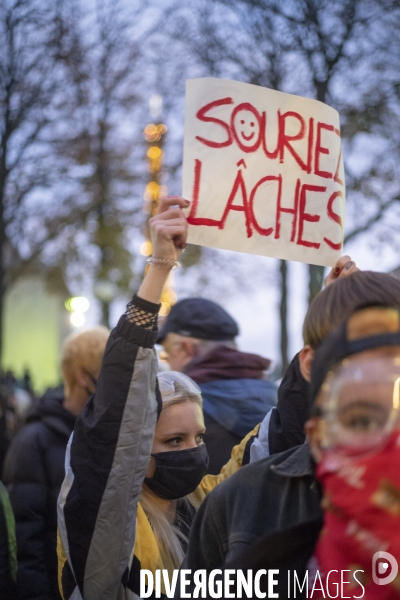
top-left (214, 304), bottom-right (400, 599)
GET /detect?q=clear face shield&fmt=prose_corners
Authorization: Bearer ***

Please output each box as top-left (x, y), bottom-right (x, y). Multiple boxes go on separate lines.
top-left (156, 370), bottom-right (202, 403)
top-left (316, 356), bottom-right (400, 457)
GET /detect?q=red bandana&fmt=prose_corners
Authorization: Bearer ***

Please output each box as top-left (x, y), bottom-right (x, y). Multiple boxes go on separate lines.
top-left (312, 432), bottom-right (400, 599)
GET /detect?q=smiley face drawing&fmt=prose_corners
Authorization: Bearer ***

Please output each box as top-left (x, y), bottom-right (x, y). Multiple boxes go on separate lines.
top-left (231, 103), bottom-right (263, 152)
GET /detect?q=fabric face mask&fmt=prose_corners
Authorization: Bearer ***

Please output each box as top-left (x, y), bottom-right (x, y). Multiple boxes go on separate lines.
top-left (312, 431), bottom-right (400, 599)
top-left (144, 444), bottom-right (209, 500)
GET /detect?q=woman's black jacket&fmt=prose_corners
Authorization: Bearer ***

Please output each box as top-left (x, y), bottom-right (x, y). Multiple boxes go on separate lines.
top-left (3, 388), bottom-right (75, 600)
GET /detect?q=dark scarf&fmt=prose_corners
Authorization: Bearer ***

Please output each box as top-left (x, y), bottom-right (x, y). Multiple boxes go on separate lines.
top-left (184, 344), bottom-right (270, 384)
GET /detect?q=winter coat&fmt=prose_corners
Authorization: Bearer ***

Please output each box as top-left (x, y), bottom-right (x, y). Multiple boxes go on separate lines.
top-left (184, 345), bottom-right (277, 473)
top-left (0, 480), bottom-right (17, 600)
top-left (178, 443), bottom-right (322, 576)
top-left (57, 307), bottom-right (257, 600)
top-left (224, 517), bottom-right (324, 599)
top-left (174, 517), bottom-right (323, 600)
top-left (3, 388), bottom-right (76, 600)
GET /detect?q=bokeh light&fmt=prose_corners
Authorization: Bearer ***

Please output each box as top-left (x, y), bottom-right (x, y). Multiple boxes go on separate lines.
top-left (140, 240), bottom-right (153, 256)
top-left (65, 297), bottom-right (90, 313)
top-left (70, 312), bottom-right (85, 327)
top-left (143, 123), bottom-right (168, 142)
top-left (147, 146), bottom-right (163, 160)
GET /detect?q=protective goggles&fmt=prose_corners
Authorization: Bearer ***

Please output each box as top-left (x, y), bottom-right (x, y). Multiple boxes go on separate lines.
top-left (315, 356), bottom-right (400, 456)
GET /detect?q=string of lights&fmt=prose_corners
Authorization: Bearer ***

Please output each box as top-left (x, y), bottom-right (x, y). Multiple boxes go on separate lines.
top-left (140, 99), bottom-right (177, 317)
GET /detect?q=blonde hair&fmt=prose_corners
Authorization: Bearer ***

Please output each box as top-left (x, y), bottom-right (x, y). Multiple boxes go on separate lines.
top-left (140, 371), bottom-right (203, 568)
top-left (61, 326), bottom-right (110, 395)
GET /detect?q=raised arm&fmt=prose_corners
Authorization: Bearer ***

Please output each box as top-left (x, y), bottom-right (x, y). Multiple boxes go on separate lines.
top-left (58, 197), bottom-right (188, 600)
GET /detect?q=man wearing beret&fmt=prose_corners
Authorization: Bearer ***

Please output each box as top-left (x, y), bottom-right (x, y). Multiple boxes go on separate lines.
top-left (158, 298), bottom-right (277, 473)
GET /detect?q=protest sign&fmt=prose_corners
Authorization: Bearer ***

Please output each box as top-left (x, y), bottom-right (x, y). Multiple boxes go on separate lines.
top-left (182, 78), bottom-right (345, 266)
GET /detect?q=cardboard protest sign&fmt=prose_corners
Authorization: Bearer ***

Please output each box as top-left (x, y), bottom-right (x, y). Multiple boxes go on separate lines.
top-left (182, 78), bottom-right (345, 266)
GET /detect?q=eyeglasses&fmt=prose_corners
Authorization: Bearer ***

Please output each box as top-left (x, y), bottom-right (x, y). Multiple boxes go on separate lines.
top-left (316, 357), bottom-right (400, 456)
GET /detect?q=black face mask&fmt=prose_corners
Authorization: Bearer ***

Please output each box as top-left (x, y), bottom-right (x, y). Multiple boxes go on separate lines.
top-left (144, 444), bottom-right (209, 500)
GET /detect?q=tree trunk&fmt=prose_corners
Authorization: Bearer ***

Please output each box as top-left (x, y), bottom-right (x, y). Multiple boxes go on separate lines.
top-left (308, 264), bottom-right (325, 305)
top-left (100, 299), bottom-right (110, 328)
top-left (279, 259), bottom-right (289, 376)
top-left (0, 266), bottom-right (4, 368)
top-left (306, 73), bottom-right (328, 306)
top-left (0, 134), bottom-right (7, 368)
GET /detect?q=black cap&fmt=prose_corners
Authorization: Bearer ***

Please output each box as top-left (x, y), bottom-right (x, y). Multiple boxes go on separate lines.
top-left (157, 298), bottom-right (239, 343)
top-left (310, 306), bottom-right (400, 408)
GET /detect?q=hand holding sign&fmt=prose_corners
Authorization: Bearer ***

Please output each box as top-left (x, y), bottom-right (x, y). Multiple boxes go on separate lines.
top-left (182, 78), bottom-right (345, 267)
top-left (324, 255), bottom-right (359, 287)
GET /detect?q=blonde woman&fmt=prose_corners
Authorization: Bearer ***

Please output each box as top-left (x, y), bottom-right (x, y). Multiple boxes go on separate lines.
top-left (57, 197), bottom-right (256, 600)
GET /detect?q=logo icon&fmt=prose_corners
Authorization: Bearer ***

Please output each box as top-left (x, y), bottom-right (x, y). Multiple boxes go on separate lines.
top-left (372, 551), bottom-right (398, 585)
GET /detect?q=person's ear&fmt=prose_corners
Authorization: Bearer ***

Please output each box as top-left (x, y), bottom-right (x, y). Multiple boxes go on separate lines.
top-left (75, 368), bottom-right (96, 395)
top-left (181, 339), bottom-right (199, 359)
top-left (305, 417), bottom-right (323, 463)
top-left (299, 345), bottom-right (314, 382)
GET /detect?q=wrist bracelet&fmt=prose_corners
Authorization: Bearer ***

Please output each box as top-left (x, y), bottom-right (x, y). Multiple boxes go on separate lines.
top-left (146, 257), bottom-right (181, 269)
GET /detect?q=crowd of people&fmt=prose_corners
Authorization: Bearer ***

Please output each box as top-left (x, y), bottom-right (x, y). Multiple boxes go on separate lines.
top-left (0, 369), bottom-right (35, 475)
top-left (1, 196), bottom-right (400, 599)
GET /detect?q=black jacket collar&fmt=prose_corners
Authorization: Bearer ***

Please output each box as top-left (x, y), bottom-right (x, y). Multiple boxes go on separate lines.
top-left (271, 443), bottom-right (314, 478)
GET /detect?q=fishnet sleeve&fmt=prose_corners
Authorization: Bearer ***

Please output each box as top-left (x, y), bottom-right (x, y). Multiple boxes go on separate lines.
top-left (125, 294), bottom-right (160, 330)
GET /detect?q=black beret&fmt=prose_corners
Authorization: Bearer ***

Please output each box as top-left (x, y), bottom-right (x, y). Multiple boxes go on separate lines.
top-left (157, 298), bottom-right (239, 343)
